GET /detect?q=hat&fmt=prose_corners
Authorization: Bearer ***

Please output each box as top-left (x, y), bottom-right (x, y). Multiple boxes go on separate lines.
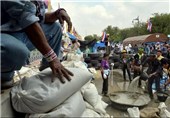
top-left (122, 50), bottom-right (127, 53)
top-left (138, 48), bottom-right (144, 52)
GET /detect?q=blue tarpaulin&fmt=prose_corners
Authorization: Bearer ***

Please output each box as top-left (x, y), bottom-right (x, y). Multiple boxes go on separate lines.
top-left (67, 32), bottom-right (77, 41)
top-left (93, 42), bottom-right (106, 52)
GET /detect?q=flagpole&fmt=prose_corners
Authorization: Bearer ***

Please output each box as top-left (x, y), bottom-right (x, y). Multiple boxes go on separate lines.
top-left (132, 16), bottom-right (140, 35)
top-left (58, 2), bottom-right (60, 8)
top-left (58, 0), bottom-right (61, 8)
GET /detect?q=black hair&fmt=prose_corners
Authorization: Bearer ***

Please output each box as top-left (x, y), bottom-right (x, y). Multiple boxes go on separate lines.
top-left (103, 53), bottom-right (109, 58)
top-left (161, 58), bottom-right (168, 66)
top-left (72, 40), bottom-right (76, 44)
top-left (149, 54), bottom-right (156, 58)
top-left (134, 54), bottom-right (139, 59)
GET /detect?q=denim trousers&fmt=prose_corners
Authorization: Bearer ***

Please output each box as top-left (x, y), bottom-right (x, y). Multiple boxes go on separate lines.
top-left (1, 22), bottom-right (62, 81)
top-left (148, 75), bottom-right (161, 97)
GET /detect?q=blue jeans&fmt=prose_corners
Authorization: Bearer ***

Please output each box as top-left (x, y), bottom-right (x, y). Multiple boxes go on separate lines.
top-left (1, 22), bottom-right (62, 81)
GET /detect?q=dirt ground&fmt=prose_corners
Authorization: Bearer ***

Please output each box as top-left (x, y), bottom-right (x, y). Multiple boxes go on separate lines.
top-left (93, 69), bottom-right (167, 117)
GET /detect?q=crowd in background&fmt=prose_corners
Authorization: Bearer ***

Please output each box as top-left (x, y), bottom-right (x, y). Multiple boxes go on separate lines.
top-left (110, 42), bottom-right (170, 99)
top-left (62, 38), bottom-right (170, 98)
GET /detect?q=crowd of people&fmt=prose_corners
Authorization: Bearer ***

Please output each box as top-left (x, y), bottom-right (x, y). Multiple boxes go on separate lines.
top-left (109, 42), bottom-right (170, 99)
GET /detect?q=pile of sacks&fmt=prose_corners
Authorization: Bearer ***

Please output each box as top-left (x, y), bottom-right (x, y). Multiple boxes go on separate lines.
top-left (11, 68), bottom-right (110, 117)
top-left (127, 102), bottom-right (170, 118)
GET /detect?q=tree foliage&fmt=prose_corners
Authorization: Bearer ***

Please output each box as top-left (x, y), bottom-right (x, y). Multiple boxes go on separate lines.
top-left (84, 13), bottom-right (170, 42)
top-left (84, 34), bottom-right (100, 41)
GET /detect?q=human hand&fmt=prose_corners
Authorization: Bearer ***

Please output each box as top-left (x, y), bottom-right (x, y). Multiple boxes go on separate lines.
top-left (139, 65), bottom-right (142, 71)
top-left (148, 72), bottom-right (156, 78)
top-left (56, 8), bottom-right (72, 32)
top-left (49, 58), bottom-right (74, 83)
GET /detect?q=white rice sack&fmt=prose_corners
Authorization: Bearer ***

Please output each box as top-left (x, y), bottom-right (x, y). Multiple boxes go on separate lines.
top-left (93, 95), bottom-right (107, 114)
top-left (81, 108), bottom-right (101, 117)
top-left (62, 61), bottom-right (88, 71)
top-left (80, 80), bottom-right (91, 95)
top-left (61, 61), bottom-right (74, 67)
top-left (85, 101), bottom-right (94, 109)
top-left (83, 83), bottom-right (99, 107)
top-left (66, 53), bottom-right (83, 61)
top-left (11, 68), bottom-right (92, 113)
top-left (26, 91), bottom-right (85, 118)
top-left (73, 61), bottom-right (88, 71)
top-left (158, 102), bottom-right (170, 118)
top-left (101, 100), bottom-right (109, 109)
top-left (84, 96), bottom-right (108, 115)
top-left (102, 114), bottom-right (111, 118)
top-left (127, 107), bottom-right (140, 118)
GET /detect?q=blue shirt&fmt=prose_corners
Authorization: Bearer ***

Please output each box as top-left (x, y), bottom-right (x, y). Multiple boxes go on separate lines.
top-left (1, 0), bottom-right (45, 32)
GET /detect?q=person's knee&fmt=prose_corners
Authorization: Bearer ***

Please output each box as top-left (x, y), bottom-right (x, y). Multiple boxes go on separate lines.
top-left (53, 22), bottom-right (62, 37)
top-left (49, 22), bottom-right (62, 35)
top-left (1, 34), bottom-right (30, 68)
top-left (53, 22), bottom-right (62, 31)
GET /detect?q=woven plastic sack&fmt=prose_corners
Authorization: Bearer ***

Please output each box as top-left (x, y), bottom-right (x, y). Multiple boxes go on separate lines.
top-left (11, 68), bottom-right (92, 113)
top-left (26, 91), bottom-right (85, 117)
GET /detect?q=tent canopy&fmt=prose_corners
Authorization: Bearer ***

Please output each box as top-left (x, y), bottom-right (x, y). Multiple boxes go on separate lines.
top-left (93, 42), bottom-right (106, 52)
top-left (123, 33), bottom-right (168, 46)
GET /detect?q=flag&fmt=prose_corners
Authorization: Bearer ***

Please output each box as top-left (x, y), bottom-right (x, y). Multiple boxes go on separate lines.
top-left (101, 32), bottom-right (106, 42)
top-left (147, 18), bottom-right (152, 32)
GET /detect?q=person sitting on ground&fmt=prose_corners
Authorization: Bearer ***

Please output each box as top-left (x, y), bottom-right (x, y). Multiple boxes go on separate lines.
top-left (1, 0), bottom-right (74, 89)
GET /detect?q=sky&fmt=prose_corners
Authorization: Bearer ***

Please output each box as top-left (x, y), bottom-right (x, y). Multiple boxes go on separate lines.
top-left (51, 0), bottom-right (170, 37)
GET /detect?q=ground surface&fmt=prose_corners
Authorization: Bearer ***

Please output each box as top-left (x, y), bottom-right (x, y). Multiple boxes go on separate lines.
top-left (93, 69), bottom-right (167, 117)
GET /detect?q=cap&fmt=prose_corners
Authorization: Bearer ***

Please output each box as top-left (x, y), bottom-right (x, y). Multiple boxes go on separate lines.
top-left (122, 50), bottom-right (127, 53)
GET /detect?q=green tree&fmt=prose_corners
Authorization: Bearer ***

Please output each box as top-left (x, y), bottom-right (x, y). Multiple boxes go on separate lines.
top-left (84, 13), bottom-right (170, 42)
top-left (151, 13), bottom-right (170, 35)
top-left (84, 35), bottom-right (93, 41)
top-left (84, 34), bottom-right (100, 41)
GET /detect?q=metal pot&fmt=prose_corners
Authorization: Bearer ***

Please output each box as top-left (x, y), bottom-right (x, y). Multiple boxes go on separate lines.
top-left (157, 92), bottom-right (169, 102)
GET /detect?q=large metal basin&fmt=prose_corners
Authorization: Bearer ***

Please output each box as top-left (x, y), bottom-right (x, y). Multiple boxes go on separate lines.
top-left (109, 91), bottom-right (151, 111)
